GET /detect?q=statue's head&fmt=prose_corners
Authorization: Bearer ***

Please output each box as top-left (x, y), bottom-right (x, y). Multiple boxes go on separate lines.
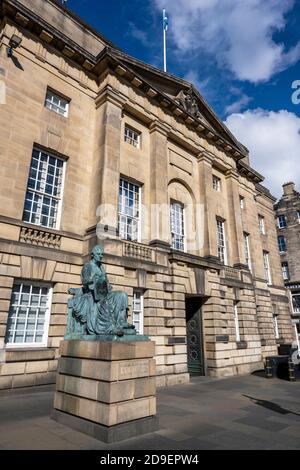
top-left (91, 245), bottom-right (104, 263)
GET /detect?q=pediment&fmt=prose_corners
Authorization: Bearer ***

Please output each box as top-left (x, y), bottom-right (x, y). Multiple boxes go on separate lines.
top-left (102, 50), bottom-right (247, 157)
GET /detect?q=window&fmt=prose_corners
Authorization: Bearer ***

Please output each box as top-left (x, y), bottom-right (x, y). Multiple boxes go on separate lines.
top-left (278, 215), bottom-right (287, 229)
top-left (273, 315), bottom-right (280, 340)
top-left (23, 148), bottom-right (65, 229)
top-left (216, 218), bottom-right (227, 265)
top-left (282, 262), bottom-right (290, 281)
top-left (263, 251), bottom-right (272, 285)
top-left (170, 201), bottom-right (185, 251)
top-left (243, 232), bottom-right (251, 271)
top-left (212, 175), bottom-right (221, 191)
top-left (258, 215), bottom-right (265, 235)
top-left (118, 179), bottom-right (141, 242)
top-left (292, 295), bottom-right (300, 314)
top-left (124, 126), bottom-right (140, 148)
top-left (278, 235), bottom-right (286, 253)
top-left (132, 290), bottom-right (144, 335)
top-left (297, 211), bottom-right (300, 223)
top-left (5, 282), bottom-right (51, 348)
top-left (45, 89), bottom-right (69, 117)
top-left (240, 196), bottom-right (245, 209)
top-left (234, 301), bottom-right (241, 343)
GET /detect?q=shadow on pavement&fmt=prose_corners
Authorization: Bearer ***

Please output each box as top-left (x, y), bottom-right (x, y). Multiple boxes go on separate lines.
top-left (243, 395), bottom-right (300, 417)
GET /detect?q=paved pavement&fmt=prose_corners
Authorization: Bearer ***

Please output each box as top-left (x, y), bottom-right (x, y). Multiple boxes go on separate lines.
top-left (0, 374), bottom-right (300, 450)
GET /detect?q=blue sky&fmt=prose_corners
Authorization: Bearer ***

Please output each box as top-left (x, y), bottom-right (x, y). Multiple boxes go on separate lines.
top-left (67, 0), bottom-right (300, 197)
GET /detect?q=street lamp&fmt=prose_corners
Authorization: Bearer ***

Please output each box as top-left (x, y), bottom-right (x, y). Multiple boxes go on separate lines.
top-left (7, 34), bottom-right (22, 58)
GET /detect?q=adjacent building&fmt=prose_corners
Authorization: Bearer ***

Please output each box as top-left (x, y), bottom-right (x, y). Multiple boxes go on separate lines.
top-left (275, 182), bottom-right (300, 347)
top-left (0, 0), bottom-right (294, 390)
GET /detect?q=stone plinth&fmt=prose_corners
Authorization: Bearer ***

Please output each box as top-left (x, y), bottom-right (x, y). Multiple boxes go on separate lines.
top-left (52, 340), bottom-right (158, 443)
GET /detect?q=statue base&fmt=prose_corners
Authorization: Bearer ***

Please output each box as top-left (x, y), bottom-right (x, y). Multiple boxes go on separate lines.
top-left (52, 339), bottom-right (158, 443)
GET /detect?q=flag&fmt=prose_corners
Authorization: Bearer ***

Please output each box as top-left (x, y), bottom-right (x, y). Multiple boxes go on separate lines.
top-left (163, 9), bottom-right (169, 32)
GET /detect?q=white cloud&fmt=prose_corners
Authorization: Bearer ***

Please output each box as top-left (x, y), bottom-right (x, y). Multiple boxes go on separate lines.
top-left (184, 70), bottom-right (211, 100)
top-left (153, 0), bottom-right (300, 83)
top-left (225, 94), bottom-right (253, 115)
top-left (225, 109), bottom-right (300, 197)
top-left (127, 22), bottom-right (150, 47)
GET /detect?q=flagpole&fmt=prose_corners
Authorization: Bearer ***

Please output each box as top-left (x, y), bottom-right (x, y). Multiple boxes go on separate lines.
top-left (163, 9), bottom-right (167, 72)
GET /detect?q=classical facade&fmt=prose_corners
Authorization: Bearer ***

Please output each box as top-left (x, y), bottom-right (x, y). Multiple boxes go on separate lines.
top-left (275, 182), bottom-right (300, 346)
top-left (0, 0), bottom-right (294, 390)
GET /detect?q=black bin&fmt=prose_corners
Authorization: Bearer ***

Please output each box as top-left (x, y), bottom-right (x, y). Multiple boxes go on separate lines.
top-left (265, 355), bottom-right (295, 381)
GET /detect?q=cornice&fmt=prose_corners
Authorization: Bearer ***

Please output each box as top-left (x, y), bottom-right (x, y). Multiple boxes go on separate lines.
top-left (237, 160), bottom-right (264, 184)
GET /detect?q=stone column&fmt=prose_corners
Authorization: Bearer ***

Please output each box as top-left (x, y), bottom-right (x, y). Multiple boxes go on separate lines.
top-left (90, 86), bottom-right (125, 235)
top-left (197, 153), bottom-right (217, 259)
top-left (225, 169), bottom-right (244, 267)
top-left (149, 120), bottom-right (170, 247)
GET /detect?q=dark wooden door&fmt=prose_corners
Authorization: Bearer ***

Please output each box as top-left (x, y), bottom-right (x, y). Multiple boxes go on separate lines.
top-left (186, 297), bottom-right (205, 375)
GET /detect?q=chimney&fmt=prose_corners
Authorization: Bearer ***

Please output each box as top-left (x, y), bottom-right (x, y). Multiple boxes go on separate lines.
top-left (282, 182), bottom-right (295, 196)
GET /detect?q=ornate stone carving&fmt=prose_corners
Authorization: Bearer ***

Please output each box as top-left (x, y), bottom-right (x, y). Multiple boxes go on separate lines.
top-left (176, 88), bottom-right (204, 121)
top-left (123, 241), bottom-right (154, 262)
top-left (221, 266), bottom-right (241, 281)
top-left (19, 226), bottom-right (61, 248)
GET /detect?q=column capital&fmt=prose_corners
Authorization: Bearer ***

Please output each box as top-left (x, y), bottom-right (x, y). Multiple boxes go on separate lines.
top-left (197, 151), bottom-right (214, 166)
top-left (149, 120), bottom-right (171, 136)
top-left (96, 85), bottom-right (127, 110)
top-left (225, 168), bottom-right (240, 181)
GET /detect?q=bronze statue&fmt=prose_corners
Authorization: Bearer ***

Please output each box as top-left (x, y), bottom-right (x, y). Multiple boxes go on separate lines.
top-left (66, 245), bottom-right (136, 338)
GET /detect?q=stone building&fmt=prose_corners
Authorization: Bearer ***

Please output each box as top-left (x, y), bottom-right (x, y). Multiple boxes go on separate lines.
top-left (0, 0), bottom-right (294, 390)
top-left (275, 182), bottom-right (300, 346)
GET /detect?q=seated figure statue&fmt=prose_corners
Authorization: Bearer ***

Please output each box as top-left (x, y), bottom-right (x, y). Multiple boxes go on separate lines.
top-left (66, 245), bottom-right (136, 337)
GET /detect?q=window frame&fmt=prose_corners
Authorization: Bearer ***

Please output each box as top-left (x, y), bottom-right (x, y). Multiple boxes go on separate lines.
top-left (132, 290), bottom-right (144, 335)
top-left (118, 178), bottom-right (142, 243)
top-left (22, 148), bottom-right (66, 230)
top-left (281, 262), bottom-right (290, 281)
top-left (243, 232), bottom-right (252, 271)
top-left (216, 217), bottom-right (228, 265)
top-left (263, 251), bottom-right (272, 285)
top-left (212, 175), bottom-right (221, 192)
top-left (234, 301), bottom-right (241, 343)
top-left (278, 235), bottom-right (286, 253)
top-left (258, 215), bottom-right (265, 235)
top-left (273, 315), bottom-right (280, 340)
top-left (277, 215), bottom-right (287, 229)
top-left (170, 200), bottom-right (186, 252)
top-left (292, 294), bottom-right (300, 314)
top-left (124, 125), bottom-right (141, 149)
top-left (5, 281), bottom-right (52, 349)
top-left (45, 88), bottom-right (70, 118)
